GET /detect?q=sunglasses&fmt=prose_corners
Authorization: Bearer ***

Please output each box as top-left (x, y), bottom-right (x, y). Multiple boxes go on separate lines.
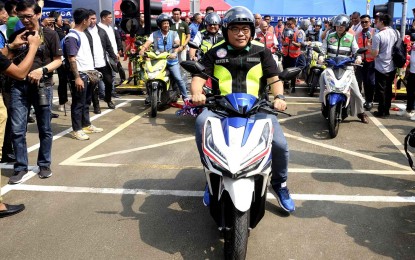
top-left (361, 21), bottom-right (370, 24)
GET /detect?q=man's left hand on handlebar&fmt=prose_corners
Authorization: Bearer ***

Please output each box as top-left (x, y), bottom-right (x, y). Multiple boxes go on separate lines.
top-left (192, 93), bottom-right (206, 106)
top-left (273, 99), bottom-right (287, 111)
top-left (355, 56), bottom-right (362, 65)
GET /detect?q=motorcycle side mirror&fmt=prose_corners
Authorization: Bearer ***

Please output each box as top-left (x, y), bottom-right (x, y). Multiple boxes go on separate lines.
top-left (172, 43), bottom-right (180, 49)
top-left (356, 48), bottom-right (367, 54)
top-left (135, 40), bottom-right (143, 46)
top-left (180, 61), bottom-right (206, 74)
top-left (312, 46), bottom-right (321, 53)
top-left (254, 38), bottom-right (261, 41)
top-left (279, 67), bottom-right (302, 81)
top-left (187, 41), bottom-right (200, 49)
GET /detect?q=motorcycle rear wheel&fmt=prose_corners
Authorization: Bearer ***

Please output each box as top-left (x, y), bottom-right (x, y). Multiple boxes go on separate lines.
top-left (150, 89), bottom-right (158, 117)
top-left (224, 198), bottom-right (249, 260)
top-left (328, 104), bottom-right (340, 138)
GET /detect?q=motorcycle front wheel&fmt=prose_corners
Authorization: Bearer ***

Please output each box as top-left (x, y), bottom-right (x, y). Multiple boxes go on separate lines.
top-left (308, 71), bottom-right (315, 97)
top-left (224, 194), bottom-right (249, 260)
top-left (328, 104), bottom-right (340, 138)
top-left (150, 89), bottom-right (158, 117)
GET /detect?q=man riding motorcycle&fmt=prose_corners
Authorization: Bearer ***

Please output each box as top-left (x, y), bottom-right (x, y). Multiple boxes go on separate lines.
top-left (139, 14), bottom-right (188, 102)
top-left (318, 14), bottom-right (369, 124)
top-left (191, 6), bottom-right (295, 212)
top-left (189, 12), bottom-right (223, 61)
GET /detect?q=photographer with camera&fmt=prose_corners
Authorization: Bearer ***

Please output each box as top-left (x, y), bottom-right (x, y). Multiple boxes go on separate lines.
top-left (0, 0), bottom-right (41, 218)
top-left (6, 0), bottom-right (62, 184)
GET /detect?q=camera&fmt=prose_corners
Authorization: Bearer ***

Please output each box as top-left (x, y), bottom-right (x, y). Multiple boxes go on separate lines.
top-left (38, 83), bottom-right (49, 106)
top-left (25, 31), bottom-right (36, 38)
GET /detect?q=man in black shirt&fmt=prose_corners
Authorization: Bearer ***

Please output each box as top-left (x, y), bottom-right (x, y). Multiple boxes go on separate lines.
top-left (191, 6), bottom-right (295, 213)
top-left (7, 0), bottom-right (62, 184)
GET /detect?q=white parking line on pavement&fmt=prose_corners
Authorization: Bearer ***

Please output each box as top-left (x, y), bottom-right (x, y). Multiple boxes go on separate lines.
top-left (7, 184), bottom-right (415, 203)
top-left (27, 100), bottom-right (132, 153)
top-left (284, 133), bottom-right (410, 170)
top-left (60, 108), bottom-right (150, 166)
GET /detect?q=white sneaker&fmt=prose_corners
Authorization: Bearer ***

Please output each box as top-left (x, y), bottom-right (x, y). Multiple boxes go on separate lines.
top-left (58, 105), bottom-right (64, 112)
top-left (398, 110), bottom-right (415, 117)
top-left (83, 125), bottom-right (103, 134)
top-left (71, 130), bottom-right (90, 140)
top-left (410, 114), bottom-right (415, 121)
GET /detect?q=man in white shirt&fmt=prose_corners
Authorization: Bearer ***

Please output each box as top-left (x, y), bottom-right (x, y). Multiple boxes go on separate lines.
top-left (65, 8), bottom-right (103, 140)
top-left (98, 10), bottom-right (119, 98)
top-left (351, 11), bottom-right (362, 35)
top-left (85, 10), bottom-right (118, 111)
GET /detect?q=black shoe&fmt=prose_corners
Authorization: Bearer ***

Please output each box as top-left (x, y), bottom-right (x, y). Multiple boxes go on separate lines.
top-left (51, 113), bottom-right (59, 119)
top-left (107, 101), bottom-right (115, 109)
top-left (0, 204), bottom-right (25, 218)
top-left (38, 166), bottom-right (52, 179)
top-left (358, 113), bottom-right (369, 124)
top-left (373, 111), bottom-right (388, 118)
top-left (98, 95), bottom-right (105, 100)
top-left (94, 107), bottom-right (101, 114)
top-left (8, 170), bottom-right (28, 184)
top-left (112, 93), bottom-right (120, 98)
top-left (28, 115), bottom-right (35, 123)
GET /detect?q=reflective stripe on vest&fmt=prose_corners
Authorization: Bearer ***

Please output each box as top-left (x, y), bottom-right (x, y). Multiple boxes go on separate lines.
top-left (357, 28), bottom-right (375, 62)
top-left (282, 30), bottom-right (301, 58)
top-left (326, 32), bottom-right (354, 58)
top-left (213, 41), bottom-right (264, 97)
top-left (256, 31), bottom-right (275, 51)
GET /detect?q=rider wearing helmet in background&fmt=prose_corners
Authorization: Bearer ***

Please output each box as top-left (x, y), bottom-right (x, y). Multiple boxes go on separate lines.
top-left (307, 20), bottom-right (323, 42)
top-left (318, 14), bottom-right (369, 124)
top-left (139, 14), bottom-right (189, 102)
top-left (189, 12), bottom-right (223, 61)
top-left (321, 17), bottom-right (335, 41)
top-left (191, 6), bottom-right (295, 212)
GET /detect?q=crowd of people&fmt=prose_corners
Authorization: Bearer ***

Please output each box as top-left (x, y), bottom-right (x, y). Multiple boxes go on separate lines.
top-left (0, 1), bottom-right (124, 218)
top-left (1, 1), bottom-right (414, 218)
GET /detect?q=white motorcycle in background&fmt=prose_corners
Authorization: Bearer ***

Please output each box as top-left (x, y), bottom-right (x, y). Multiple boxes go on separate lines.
top-left (319, 48), bottom-right (367, 138)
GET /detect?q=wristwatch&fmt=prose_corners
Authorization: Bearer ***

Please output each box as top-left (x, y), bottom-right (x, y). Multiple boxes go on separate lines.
top-left (274, 94), bottom-right (286, 101)
top-left (42, 67), bottom-right (48, 75)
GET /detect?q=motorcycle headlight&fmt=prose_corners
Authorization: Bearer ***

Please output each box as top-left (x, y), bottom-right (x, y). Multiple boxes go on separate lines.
top-left (324, 74), bottom-right (337, 91)
top-left (146, 68), bottom-right (163, 79)
top-left (242, 123), bottom-right (271, 168)
top-left (204, 121), bottom-right (227, 167)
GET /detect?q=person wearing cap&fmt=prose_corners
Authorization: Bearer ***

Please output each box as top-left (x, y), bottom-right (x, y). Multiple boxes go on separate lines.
top-left (191, 6), bottom-right (295, 213)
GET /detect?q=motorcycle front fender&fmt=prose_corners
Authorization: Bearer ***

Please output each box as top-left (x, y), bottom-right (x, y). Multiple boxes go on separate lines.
top-left (151, 81), bottom-right (159, 90)
top-left (328, 93), bottom-right (346, 107)
top-left (221, 176), bottom-right (254, 212)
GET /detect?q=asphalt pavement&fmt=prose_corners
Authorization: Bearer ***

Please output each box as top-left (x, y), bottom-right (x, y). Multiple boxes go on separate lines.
top-left (1, 77), bottom-right (415, 259)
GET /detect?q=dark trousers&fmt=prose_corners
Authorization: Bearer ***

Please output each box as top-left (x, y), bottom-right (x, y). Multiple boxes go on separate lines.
top-left (375, 69), bottom-right (396, 114)
top-left (282, 55), bottom-right (298, 88)
top-left (361, 61), bottom-right (376, 103)
top-left (96, 65), bottom-right (114, 103)
top-left (57, 65), bottom-right (68, 105)
top-left (117, 61), bottom-right (126, 82)
top-left (406, 73), bottom-right (415, 111)
top-left (70, 73), bottom-right (92, 131)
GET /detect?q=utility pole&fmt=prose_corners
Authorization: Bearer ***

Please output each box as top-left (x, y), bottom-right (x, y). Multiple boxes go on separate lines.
top-left (190, 0), bottom-right (200, 15)
top-left (401, 0), bottom-right (408, 37)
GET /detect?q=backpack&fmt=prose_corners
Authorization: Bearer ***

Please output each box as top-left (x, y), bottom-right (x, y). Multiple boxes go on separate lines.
top-left (404, 128), bottom-right (415, 172)
top-left (391, 29), bottom-right (407, 68)
top-left (61, 29), bottom-right (81, 62)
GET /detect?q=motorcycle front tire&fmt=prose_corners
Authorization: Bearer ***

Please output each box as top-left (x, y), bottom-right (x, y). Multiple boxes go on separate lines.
top-left (150, 89), bottom-right (158, 117)
top-left (224, 193), bottom-right (249, 260)
top-left (308, 71), bottom-right (315, 97)
top-left (328, 104), bottom-right (340, 138)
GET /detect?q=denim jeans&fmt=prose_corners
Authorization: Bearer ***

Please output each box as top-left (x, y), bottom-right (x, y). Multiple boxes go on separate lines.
top-left (70, 73), bottom-right (92, 131)
top-left (168, 63), bottom-right (188, 99)
top-left (195, 109), bottom-right (289, 187)
top-left (10, 80), bottom-right (53, 172)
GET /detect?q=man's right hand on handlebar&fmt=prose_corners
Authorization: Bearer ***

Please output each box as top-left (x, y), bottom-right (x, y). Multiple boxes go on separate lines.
top-left (192, 93), bottom-right (206, 105)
